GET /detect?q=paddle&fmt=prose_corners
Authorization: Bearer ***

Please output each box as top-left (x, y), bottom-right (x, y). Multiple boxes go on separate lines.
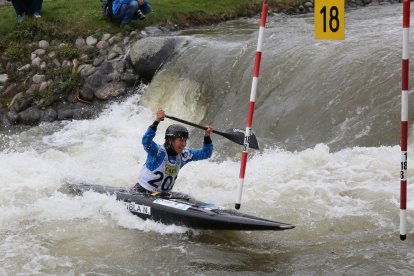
top-left (165, 115), bottom-right (259, 150)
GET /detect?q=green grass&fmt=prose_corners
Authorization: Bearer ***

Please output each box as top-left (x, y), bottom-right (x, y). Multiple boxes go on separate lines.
top-left (0, 0), bottom-right (302, 39)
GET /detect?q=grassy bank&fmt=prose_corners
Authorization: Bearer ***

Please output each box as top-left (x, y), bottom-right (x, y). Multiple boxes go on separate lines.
top-left (0, 0), bottom-right (303, 40)
top-left (0, 0), bottom-right (304, 120)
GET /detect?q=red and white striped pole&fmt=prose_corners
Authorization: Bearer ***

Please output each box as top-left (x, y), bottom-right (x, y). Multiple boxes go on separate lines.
top-left (235, 2), bottom-right (268, 210)
top-left (400, 0), bottom-right (410, 241)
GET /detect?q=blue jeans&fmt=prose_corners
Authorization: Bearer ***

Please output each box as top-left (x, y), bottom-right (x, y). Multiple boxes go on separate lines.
top-left (117, 0), bottom-right (152, 24)
top-left (139, 1), bottom-right (152, 15)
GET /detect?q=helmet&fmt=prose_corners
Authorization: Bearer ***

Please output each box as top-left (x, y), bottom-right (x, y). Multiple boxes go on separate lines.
top-left (165, 124), bottom-right (189, 139)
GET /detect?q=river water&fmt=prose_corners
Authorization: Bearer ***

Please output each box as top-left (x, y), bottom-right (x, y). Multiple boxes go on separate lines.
top-left (1, 3), bottom-right (414, 275)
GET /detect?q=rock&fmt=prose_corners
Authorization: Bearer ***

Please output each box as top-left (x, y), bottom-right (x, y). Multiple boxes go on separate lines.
top-left (32, 57), bottom-right (42, 67)
top-left (0, 113), bottom-right (11, 127)
top-left (128, 37), bottom-right (181, 80)
top-left (38, 40), bottom-right (50, 49)
top-left (39, 81), bottom-right (49, 92)
top-left (78, 64), bottom-right (96, 77)
top-left (99, 61), bottom-right (114, 75)
top-left (87, 72), bottom-right (105, 89)
top-left (40, 61), bottom-right (47, 71)
top-left (41, 108), bottom-right (57, 122)
top-left (79, 86), bottom-right (95, 101)
top-left (79, 54), bottom-right (89, 62)
top-left (121, 72), bottom-right (138, 85)
top-left (57, 109), bottom-right (75, 120)
top-left (48, 51), bottom-right (57, 59)
top-left (113, 60), bottom-right (126, 73)
top-left (6, 61), bottom-right (21, 71)
top-left (86, 36), bottom-right (98, 46)
top-left (93, 56), bottom-right (105, 67)
top-left (52, 59), bottom-right (61, 68)
top-left (143, 27), bottom-right (163, 36)
top-left (107, 52), bottom-right (119, 60)
top-left (18, 107), bottom-right (41, 125)
top-left (94, 82), bottom-right (126, 100)
top-left (304, 2), bottom-right (313, 8)
top-left (7, 111), bottom-right (19, 125)
top-left (18, 64), bottom-right (31, 72)
top-left (31, 53), bottom-right (37, 60)
top-left (96, 41), bottom-right (109, 49)
top-left (26, 84), bottom-right (40, 95)
top-left (18, 96), bottom-right (34, 112)
top-left (32, 74), bottom-right (46, 84)
top-left (0, 74), bottom-right (8, 84)
top-left (2, 83), bottom-right (18, 99)
top-left (101, 33), bottom-right (111, 41)
top-left (108, 35), bottom-right (122, 45)
top-left (33, 49), bottom-right (46, 56)
top-left (73, 106), bottom-right (94, 120)
top-left (75, 37), bottom-right (86, 48)
top-left (129, 31), bottom-right (138, 37)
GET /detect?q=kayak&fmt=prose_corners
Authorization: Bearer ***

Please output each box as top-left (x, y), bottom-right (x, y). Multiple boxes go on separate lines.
top-left (64, 183), bottom-right (295, 231)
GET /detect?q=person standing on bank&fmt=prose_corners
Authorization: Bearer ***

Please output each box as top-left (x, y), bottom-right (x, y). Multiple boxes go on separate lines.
top-left (134, 109), bottom-right (213, 194)
top-left (10, 0), bottom-right (43, 23)
top-left (112, 0), bottom-right (152, 27)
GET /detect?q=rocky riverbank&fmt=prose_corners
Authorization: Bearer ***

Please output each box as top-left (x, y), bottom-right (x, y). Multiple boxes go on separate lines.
top-left (0, 0), bottom-right (400, 128)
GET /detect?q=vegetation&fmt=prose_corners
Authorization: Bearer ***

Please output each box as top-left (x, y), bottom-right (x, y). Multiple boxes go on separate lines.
top-left (0, 0), bottom-right (303, 39)
top-left (0, 0), bottom-right (304, 112)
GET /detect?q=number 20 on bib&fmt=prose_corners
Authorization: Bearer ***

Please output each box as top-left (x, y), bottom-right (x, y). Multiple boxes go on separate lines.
top-left (314, 0), bottom-right (345, 40)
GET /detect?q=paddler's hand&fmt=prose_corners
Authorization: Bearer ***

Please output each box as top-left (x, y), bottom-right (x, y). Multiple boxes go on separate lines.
top-left (204, 125), bottom-right (213, 136)
top-left (156, 109), bottom-right (165, 122)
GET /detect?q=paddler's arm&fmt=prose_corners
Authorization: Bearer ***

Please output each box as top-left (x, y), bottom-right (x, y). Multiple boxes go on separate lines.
top-left (142, 109), bottom-right (165, 156)
top-left (183, 125), bottom-right (213, 162)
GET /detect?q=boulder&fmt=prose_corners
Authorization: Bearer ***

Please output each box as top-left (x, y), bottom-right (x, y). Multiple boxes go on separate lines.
top-left (18, 107), bottom-right (41, 125)
top-left (2, 83), bottom-right (18, 99)
top-left (94, 82), bottom-right (126, 100)
top-left (0, 73), bottom-right (9, 84)
top-left (128, 37), bottom-right (180, 80)
top-left (38, 40), bottom-right (50, 49)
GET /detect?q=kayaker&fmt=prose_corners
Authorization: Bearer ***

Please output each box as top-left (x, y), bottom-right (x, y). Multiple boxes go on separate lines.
top-left (133, 108), bottom-right (213, 193)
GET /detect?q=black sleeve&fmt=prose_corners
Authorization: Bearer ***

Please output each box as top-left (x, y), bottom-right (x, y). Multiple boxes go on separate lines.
top-left (203, 135), bottom-right (212, 144)
top-left (149, 120), bottom-right (159, 131)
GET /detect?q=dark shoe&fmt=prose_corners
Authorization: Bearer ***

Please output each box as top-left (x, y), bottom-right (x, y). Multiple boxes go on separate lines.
top-left (137, 9), bottom-right (145, 20)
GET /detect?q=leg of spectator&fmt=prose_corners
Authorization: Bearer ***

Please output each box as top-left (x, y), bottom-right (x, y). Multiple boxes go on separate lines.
top-left (11, 0), bottom-right (26, 22)
top-left (34, 0), bottom-right (43, 17)
top-left (139, 0), bottom-right (152, 15)
top-left (121, 1), bottom-right (138, 25)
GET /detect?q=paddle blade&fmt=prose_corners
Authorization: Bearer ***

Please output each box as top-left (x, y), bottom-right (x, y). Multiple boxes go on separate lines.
top-left (219, 128), bottom-right (259, 150)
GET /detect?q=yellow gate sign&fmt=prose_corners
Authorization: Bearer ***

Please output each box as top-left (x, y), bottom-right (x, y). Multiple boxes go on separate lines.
top-left (314, 0), bottom-right (345, 40)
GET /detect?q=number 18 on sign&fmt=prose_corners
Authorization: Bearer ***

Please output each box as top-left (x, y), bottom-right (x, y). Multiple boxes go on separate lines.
top-left (314, 0), bottom-right (345, 40)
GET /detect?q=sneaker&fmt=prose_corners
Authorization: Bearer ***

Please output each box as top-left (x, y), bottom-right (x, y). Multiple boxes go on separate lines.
top-left (137, 9), bottom-right (145, 20)
top-left (17, 14), bottom-right (24, 23)
top-left (34, 12), bottom-right (41, 18)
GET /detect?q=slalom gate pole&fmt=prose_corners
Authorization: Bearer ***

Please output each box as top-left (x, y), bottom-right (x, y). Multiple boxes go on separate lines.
top-left (235, 2), bottom-right (268, 210)
top-left (400, 0), bottom-right (410, 241)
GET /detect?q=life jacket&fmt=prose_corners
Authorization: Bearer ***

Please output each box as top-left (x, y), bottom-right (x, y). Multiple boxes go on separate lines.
top-left (138, 146), bottom-right (182, 193)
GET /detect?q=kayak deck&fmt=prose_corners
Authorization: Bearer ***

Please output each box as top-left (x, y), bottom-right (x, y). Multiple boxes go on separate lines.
top-left (64, 183), bottom-right (295, 231)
